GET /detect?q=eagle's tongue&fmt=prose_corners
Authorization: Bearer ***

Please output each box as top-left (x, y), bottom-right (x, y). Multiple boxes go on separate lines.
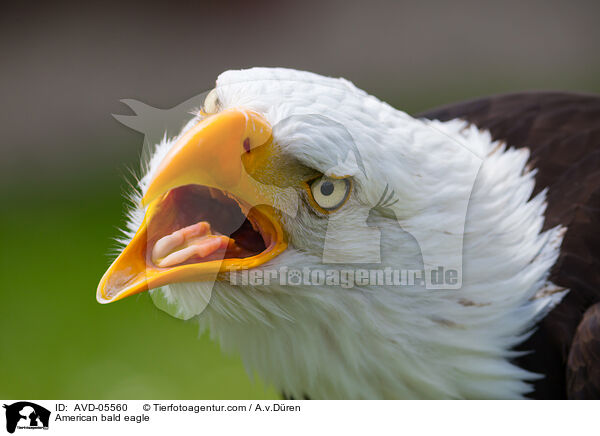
top-left (151, 221), bottom-right (231, 268)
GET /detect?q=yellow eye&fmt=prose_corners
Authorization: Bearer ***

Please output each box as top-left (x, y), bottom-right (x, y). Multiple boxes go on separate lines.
top-left (202, 89), bottom-right (221, 114)
top-left (308, 176), bottom-right (352, 213)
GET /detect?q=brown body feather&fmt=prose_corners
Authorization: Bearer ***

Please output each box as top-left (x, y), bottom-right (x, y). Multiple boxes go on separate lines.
top-left (418, 92), bottom-right (600, 399)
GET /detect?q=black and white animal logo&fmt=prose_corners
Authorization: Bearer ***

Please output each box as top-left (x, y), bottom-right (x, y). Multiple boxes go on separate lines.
top-left (3, 402), bottom-right (50, 434)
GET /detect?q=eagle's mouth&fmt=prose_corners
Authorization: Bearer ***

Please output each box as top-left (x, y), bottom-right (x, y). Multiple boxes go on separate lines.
top-left (96, 183), bottom-right (285, 304)
top-left (147, 184), bottom-right (268, 268)
top-left (96, 108), bottom-right (287, 304)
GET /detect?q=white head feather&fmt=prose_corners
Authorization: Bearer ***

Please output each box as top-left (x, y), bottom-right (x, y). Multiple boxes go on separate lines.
top-left (121, 68), bottom-right (566, 399)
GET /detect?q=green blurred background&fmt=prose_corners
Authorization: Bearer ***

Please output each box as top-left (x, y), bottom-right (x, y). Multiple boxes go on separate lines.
top-left (1, 0), bottom-right (599, 399)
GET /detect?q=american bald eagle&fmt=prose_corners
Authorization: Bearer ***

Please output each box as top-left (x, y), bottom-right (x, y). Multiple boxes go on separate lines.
top-left (97, 68), bottom-right (600, 399)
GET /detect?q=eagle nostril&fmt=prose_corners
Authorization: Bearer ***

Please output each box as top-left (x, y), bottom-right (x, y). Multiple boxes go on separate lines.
top-left (243, 137), bottom-right (251, 153)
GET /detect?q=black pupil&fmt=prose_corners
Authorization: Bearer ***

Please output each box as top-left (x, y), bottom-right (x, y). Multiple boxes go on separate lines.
top-left (320, 180), bottom-right (335, 196)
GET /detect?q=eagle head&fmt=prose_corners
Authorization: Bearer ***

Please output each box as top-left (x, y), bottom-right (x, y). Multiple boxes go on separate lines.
top-left (98, 68), bottom-right (565, 399)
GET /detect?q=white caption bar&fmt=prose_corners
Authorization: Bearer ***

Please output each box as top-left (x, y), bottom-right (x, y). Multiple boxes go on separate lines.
top-left (0, 400), bottom-right (595, 436)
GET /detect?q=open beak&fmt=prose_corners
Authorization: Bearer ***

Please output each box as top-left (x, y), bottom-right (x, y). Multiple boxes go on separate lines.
top-left (97, 108), bottom-right (287, 304)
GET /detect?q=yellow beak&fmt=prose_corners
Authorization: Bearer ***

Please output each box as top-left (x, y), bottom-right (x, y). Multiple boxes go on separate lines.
top-left (97, 108), bottom-right (287, 304)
